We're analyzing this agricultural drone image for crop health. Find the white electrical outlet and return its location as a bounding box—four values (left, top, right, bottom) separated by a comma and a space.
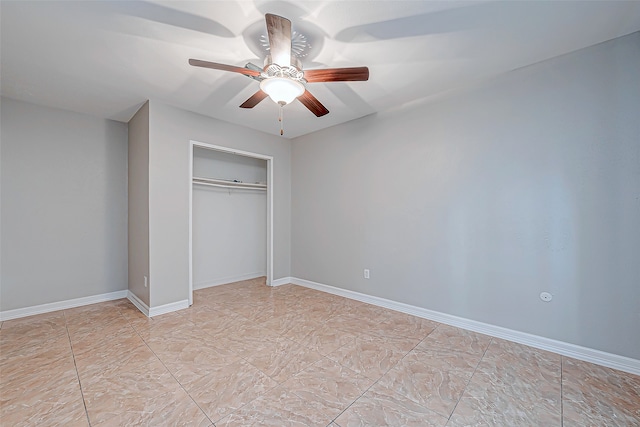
364, 269, 370, 279
144, 276, 148, 288
540, 292, 552, 302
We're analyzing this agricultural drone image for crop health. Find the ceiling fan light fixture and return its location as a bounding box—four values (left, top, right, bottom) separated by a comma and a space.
260, 77, 304, 105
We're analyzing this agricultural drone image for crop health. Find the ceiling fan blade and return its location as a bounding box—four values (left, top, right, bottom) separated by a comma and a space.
304, 67, 370, 83
239, 90, 269, 109
265, 13, 292, 67
298, 90, 329, 117
189, 59, 260, 77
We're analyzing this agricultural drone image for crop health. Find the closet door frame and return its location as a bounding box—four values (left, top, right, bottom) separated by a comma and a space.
188, 140, 274, 306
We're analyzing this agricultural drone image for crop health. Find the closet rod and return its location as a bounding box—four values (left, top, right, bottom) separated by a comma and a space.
193, 177, 267, 191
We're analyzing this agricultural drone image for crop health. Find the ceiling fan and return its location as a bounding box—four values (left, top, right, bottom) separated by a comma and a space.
189, 13, 369, 134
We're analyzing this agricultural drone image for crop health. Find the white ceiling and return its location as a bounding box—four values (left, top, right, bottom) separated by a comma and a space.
2, 1, 639, 139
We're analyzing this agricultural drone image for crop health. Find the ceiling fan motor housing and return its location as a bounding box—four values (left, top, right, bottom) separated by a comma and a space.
262, 62, 306, 83
264, 55, 303, 73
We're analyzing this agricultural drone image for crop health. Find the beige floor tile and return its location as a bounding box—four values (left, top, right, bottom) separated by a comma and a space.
217, 387, 336, 427
0, 311, 67, 333
473, 351, 561, 399
131, 311, 194, 338
245, 335, 325, 382
194, 311, 247, 338
369, 311, 439, 341
483, 338, 561, 377
232, 301, 297, 322
73, 333, 149, 373
1, 393, 88, 427
1, 367, 87, 427
377, 348, 479, 417
298, 299, 346, 320
185, 358, 279, 422
449, 351, 562, 426
76, 344, 160, 387
1, 364, 81, 403
449, 385, 562, 426
116, 299, 151, 323
160, 340, 242, 386
176, 303, 240, 326
65, 310, 127, 343
211, 321, 282, 358
89, 387, 209, 427
68, 320, 139, 354
361, 330, 423, 352
283, 357, 374, 414
562, 357, 640, 426
65, 305, 125, 330
410, 345, 483, 377
325, 335, 409, 381
418, 324, 492, 356
339, 300, 395, 322
82, 359, 201, 425
0, 329, 67, 354
0, 344, 76, 385
324, 313, 382, 336
284, 321, 359, 355
258, 311, 311, 335
334, 384, 448, 427
2, 278, 636, 426
144, 328, 212, 359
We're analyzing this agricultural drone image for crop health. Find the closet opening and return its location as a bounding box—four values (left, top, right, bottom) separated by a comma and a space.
188, 141, 274, 306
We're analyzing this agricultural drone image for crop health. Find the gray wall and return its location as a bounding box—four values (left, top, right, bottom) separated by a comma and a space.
148, 102, 291, 307
1, 97, 128, 311
128, 102, 150, 305
291, 33, 640, 360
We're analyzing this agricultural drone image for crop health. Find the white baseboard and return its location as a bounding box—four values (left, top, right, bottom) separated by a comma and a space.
149, 299, 189, 317
291, 277, 640, 376
0, 290, 129, 321
194, 272, 266, 290
271, 277, 293, 287
127, 291, 150, 317
126, 291, 188, 318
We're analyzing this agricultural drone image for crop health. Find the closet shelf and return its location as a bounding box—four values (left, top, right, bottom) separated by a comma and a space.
193, 177, 267, 191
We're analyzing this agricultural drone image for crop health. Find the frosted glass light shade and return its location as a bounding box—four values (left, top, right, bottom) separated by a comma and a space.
260, 77, 305, 105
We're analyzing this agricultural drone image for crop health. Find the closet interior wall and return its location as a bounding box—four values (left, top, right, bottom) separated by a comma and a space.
192, 147, 267, 290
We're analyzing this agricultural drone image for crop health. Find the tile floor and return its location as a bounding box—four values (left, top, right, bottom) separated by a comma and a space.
1, 278, 639, 426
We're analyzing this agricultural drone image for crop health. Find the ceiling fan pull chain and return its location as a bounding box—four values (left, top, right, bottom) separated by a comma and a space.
279, 103, 284, 136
